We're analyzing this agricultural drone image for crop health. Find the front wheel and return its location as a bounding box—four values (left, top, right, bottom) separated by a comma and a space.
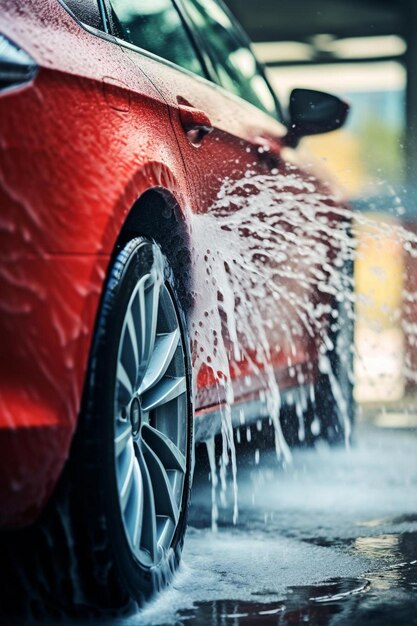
0, 238, 194, 618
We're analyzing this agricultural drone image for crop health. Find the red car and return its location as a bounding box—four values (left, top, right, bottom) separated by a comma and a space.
0, 0, 351, 615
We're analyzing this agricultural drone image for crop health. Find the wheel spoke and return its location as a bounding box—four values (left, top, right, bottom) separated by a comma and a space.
140, 329, 180, 394
118, 440, 135, 511
141, 376, 186, 412
136, 274, 150, 366
115, 423, 132, 457
141, 438, 179, 524
142, 423, 186, 473
125, 307, 139, 383
140, 277, 160, 372
120, 331, 138, 395
137, 446, 158, 562
117, 361, 133, 396
125, 458, 144, 548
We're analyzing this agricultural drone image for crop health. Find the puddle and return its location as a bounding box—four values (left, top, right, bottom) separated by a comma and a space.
173, 577, 370, 625
169, 560, 417, 626
40, 427, 417, 626
302, 536, 353, 550
390, 513, 417, 525
353, 534, 401, 561
132, 529, 417, 626
359, 513, 417, 527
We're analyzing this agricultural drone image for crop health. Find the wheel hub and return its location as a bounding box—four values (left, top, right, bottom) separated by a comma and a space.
130, 397, 141, 436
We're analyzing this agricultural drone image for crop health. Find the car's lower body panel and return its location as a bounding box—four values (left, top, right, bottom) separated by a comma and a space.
194, 382, 314, 443
0, 253, 110, 527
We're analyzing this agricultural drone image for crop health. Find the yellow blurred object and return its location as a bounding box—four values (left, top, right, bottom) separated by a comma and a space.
354, 213, 405, 402
354, 213, 403, 329
303, 130, 366, 198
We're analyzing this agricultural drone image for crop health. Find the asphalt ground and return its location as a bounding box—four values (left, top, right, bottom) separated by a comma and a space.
43, 408, 417, 626
134, 412, 417, 625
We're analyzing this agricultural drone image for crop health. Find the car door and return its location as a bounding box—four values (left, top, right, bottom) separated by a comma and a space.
103, 0, 319, 411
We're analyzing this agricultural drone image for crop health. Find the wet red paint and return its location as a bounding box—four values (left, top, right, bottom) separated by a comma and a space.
0, 0, 345, 527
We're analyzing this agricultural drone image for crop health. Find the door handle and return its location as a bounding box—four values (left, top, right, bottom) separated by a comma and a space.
177, 101, 213, 147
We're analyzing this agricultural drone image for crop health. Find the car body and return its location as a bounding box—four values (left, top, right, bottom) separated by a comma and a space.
0, 0, 350, 541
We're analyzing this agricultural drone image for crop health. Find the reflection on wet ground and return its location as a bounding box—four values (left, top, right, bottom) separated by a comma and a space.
175, 577, 370, 625
46, 420, 416, 626
133, 419, 417, 626
172, 553, 417, 625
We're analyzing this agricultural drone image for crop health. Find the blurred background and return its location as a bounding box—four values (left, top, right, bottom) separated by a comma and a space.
225, 0, 417, 420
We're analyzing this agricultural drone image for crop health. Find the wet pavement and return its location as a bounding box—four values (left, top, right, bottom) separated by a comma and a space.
131, 414, 417, 626
58, 413, 417, 626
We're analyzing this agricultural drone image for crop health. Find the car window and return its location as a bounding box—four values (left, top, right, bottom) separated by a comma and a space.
183, 0, 281, 119
108, 0, 205, 78
62, 0, 104, 30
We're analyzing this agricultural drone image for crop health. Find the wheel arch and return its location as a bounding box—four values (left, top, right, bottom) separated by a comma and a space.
112, 187, 193, 316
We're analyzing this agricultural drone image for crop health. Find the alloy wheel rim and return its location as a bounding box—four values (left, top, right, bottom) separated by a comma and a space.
114, 253, 187, 567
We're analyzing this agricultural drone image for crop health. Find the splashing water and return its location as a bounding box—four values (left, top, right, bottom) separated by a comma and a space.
181, 168, 417, 527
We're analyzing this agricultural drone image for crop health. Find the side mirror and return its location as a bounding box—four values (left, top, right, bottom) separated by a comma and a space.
285, 88, 350, 147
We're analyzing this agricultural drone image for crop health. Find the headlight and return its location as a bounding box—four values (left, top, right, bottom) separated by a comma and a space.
0, 33, 38, 92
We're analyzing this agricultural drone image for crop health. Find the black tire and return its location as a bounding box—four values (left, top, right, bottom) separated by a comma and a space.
0, 238, 193, 621
310, 258, 355, 445
312, 307, 355, 444
280, 260, 355, 447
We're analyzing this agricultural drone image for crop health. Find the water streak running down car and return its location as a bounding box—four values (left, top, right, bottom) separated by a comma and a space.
0, 0, 351, 616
